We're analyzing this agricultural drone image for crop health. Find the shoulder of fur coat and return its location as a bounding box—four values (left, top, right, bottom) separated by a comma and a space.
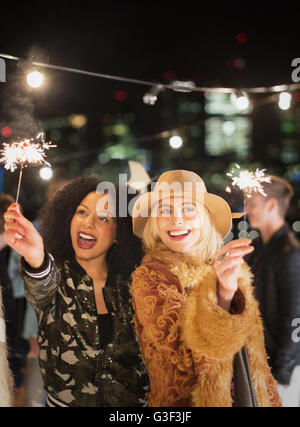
140, 242, 260, 360
134, 244, 281, 407
0, 289, 14, 407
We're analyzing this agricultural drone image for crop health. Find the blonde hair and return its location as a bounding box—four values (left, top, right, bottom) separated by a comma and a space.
142, 202, 223, 263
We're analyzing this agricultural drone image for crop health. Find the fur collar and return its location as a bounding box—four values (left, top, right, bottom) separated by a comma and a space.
142, 242, 216, 291
139, 243, 281, 407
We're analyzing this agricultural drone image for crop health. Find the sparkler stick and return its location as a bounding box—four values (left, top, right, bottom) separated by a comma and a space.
226, 164, 271, 237
15, 166, 23, 204
0, 134, 56, 203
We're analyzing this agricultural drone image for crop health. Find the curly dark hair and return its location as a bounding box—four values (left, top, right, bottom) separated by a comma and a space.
39, 176, 144, 279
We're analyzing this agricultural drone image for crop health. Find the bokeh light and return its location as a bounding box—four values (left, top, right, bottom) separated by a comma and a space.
169, 135, 183, 149
26, 71, 44, 88
39, 166, 53, 180
1, 126, 12, 138
278, 92, 292, 110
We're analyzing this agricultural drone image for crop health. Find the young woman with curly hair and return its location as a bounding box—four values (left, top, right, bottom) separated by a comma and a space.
3, 177, 148, 407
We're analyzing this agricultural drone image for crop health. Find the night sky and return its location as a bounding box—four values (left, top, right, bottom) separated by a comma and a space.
2, 2, 299, 118
1, 1, 300, 218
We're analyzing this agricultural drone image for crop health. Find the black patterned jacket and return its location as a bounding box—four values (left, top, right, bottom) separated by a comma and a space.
20, 253, 148, 407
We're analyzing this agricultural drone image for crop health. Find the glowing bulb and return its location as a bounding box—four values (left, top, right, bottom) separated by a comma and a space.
26, 71, 44, 88
278, 92, 292, 110
171, 80, 196, 93
39, 166, 53, 180
235, 94, 249, 111
169, 135, 183, 149
143, 85, 163, 105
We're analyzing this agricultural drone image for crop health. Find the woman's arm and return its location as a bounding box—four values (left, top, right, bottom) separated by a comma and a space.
20, 252, 61, 312
4, 203, 60, 311
181, 262, 258, 360
214, 239, 254, 312
4, 203, 44, 268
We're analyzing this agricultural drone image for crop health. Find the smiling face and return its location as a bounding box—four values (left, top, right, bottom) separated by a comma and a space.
70, 191, 117, 264
156, 196, 202, 255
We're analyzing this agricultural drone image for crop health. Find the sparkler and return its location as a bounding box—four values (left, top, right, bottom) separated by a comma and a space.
0, 133, 56, 202
226, 164, 271, 198
226, 164, 271, 237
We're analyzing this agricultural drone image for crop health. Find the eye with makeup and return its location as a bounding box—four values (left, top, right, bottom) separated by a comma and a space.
97, 214, 109, 223
75, 206, 111, 223
76, 208, 87, 216
96, 211, 114, 223
182, 204, 196, 216
159, 206, 171, 216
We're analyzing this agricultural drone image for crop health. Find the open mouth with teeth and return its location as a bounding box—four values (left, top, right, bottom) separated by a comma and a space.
167, 230, 191, 241
77, 232, 97, 249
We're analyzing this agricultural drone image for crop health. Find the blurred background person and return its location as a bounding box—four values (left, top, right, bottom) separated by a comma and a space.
246, 176, 300, 407
0, 193, 39, 406
0, 202, 13, 406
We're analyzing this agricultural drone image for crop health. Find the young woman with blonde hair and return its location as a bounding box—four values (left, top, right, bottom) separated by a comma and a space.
131, 169, 281, 407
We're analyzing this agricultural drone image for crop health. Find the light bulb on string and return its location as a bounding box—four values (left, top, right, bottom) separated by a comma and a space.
169, 135, 183, 149
278, 92, 292, 110
143, 84, 164, 105
26, 70, 44, 88
231, 91, 250, 112
171, 80, 196, 93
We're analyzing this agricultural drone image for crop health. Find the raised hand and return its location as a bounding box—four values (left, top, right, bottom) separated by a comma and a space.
213, 238, 254, 310
4, 203, 45, 268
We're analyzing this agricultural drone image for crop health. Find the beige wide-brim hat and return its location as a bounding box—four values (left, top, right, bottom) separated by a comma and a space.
132, 169, 243, 238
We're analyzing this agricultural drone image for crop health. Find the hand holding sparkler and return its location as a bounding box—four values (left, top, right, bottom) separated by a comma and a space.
4, 203, 45, 268
214, 238, 254, 311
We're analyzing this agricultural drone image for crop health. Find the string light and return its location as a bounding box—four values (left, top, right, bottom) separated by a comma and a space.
143, 84, 164, 105
169, 135, 183, 149
171, 80, 196, 93
278, 92, 292, 110
231, 91, 250, 111
26, 70, 44, 88
1, 53, 300, 95
1, 53, 300, 112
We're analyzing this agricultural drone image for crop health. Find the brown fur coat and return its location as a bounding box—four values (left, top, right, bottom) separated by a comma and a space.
0, 287, 13, 407
131, 243, 281, 407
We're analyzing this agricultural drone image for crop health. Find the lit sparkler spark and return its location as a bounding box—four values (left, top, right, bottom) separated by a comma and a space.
0, 138, 56, 172
0, 135, 56, 203
226, 164, 271, 198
